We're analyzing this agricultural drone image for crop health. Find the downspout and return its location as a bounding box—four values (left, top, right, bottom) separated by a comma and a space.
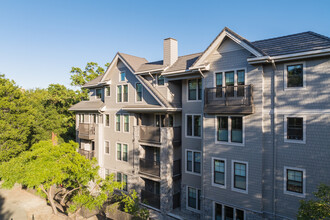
271, 59, 277, 218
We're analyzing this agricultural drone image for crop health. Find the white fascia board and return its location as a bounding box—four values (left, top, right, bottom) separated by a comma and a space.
247, 48, 330, 64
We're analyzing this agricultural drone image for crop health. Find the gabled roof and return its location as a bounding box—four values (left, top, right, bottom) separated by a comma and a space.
251, 31, 330, 56
163, 53, 202, 74
82, 74, 105, 88
69, 100, 105, 111
118, 52, 148, 72
136, 60, 165, 73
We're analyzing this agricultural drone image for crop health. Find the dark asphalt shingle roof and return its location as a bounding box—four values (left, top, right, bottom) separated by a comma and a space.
137, 60, 165, 72
251, 31, 330, 56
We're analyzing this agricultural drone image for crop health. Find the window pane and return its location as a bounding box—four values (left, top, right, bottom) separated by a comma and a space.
106, 114, 110, 126
224, 206, 234, 220
136, 83, 142, 101
198, 78, 202, 100
96, 89, 102, 99
287, 169, 303, 193
106, 86, 110, 96
123, 144, 128, 162
124, 115, 129, 132
123, 174, 128, 191
105, 142, 109, 154
123, 85, 128, 102
214, 160, 225, 185
120, 72, 125, 81
217, 117, 228, 142
117, 172, 122, 182
234, 163, 246, 190
194, 152, 201, 174
215, 203, 223, 220
188, 187, 197, 209
237, 70, 245, 97
158, 75, 165, 85
236, 209, 244, 220
188, 80, 197, 100
225, 71, 234, 97
117, 85, 122, 102
116, 114, 121, 131
197, 189, 201, 210
287, 64, 303, 87
187, 115, 192, 136
117, 143, 121, 160
194, 115, 201, 137
216, 73, 223, 86
187, 151, 192, 172
231, 117, 243, 143
287, 117, 303, 140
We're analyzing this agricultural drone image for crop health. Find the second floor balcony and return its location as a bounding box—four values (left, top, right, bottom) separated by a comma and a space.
78, 148, 95, 160
139, 158, 160, 177
204, 85, 254, 114
138, 125, 181, 145
78, 123, 95, 140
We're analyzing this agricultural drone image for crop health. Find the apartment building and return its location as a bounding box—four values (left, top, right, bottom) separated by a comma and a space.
70, 27, 330, 219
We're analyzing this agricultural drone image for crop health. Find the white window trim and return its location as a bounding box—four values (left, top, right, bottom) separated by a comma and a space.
185, 114, 202, 139
123, 114, 130, 133
135, 82, 143, 103
284, 166, 306, 198
104, 114, 110, 127
119, 71, 126, 82
284, 61, 306, 90
284, 115, 306, 144
156, 74, 166, 87
104, 141, 110, 155
116, 171, 128, 191
187, 78, 202, 102
213, 68, 247, 87
212, 201, 246, 220
231, 160, 248, 194
186, 186, 201, 213
211, 157, 226, 189
115, 142, 129, 162
115, 114, 121, 132
215, 115, 245, 146
116, 84, 129, 103
105, 86, 111, 97
185, 149, 202, 176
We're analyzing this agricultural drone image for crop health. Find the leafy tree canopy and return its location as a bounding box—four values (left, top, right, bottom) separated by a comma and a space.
70, 62, 110, 87
297, 184, 330, 219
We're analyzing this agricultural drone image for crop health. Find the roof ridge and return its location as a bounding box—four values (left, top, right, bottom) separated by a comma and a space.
307, 31, 330, 41
118, 52, 147, 60
252, 31, 313, 43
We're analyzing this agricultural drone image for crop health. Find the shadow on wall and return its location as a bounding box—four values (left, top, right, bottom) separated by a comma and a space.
0, 194, 13, 220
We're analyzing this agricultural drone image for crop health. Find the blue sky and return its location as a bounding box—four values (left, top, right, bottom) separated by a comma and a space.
1, 0, 330, 89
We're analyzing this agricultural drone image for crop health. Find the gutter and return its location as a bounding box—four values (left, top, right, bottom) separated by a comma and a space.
247, 48, 330, 64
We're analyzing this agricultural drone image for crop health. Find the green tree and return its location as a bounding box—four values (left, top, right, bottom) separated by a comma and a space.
297, 184, 330, 219
70, 62, 109, 87
0, 140, 101, 215
0, 74, 34, 162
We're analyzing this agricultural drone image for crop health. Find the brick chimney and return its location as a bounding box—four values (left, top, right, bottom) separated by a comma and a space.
163, 38, 178, 66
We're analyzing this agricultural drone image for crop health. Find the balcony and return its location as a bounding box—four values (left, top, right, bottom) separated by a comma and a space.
139, 126, 181, 145
139, 158, 160, 177
173, 159, 181, 177
141, 190, 160, 209
78, 123, 95, 140
172, 192, 180, 209
78, 148, 95, 160
204, 85, 254, 114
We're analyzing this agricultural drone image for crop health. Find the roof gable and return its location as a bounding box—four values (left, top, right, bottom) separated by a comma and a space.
190, 27, 265, 69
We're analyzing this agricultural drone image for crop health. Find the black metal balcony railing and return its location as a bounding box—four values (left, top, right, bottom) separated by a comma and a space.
78, 123, 96, 140
141, 190, 160, 209
173, 159, 181, 177
204, 85, 253, 114
78, 149, 95, 160
139, 158, 160, 177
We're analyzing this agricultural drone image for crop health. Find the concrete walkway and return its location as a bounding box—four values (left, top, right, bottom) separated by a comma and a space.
0, 185, 66, 220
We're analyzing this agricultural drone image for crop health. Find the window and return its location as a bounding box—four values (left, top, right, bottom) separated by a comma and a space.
116, 172, 128, 191
225, 71, 234, 97
232, 161, 248, 193
188, 78, 202, 101
105, 169, 110, 177
79, 114, 85, 123
157, 75, 165, 85
284, 167, 305, 197
213, 158, 226, 187
214, 203, 245, 220
215, 73, 223, 97
186, 114, 201, 138
120, 72, 126, 81
117, 143, 122, 160
124, 115, 129, 132
123, 85, 128, 102
287, 64, 303, 88
215, 69, 246, 97
104, 141, 110, 155
136, 83, 143, 102
217, 116, 243, 144
116, 114, 121, 132
284, 116, 306, 143
123, 144, 128, 162
117, 85, 122, 102
96, 89, 102, 99
187, 187, 201, 211
105, 114, 110, 127
117, 172, 122, 182
237, 70, 245, 97
186, 150, 201, 174
105, 86, 110, 96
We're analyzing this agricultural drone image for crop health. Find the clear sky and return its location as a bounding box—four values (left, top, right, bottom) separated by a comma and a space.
1, 0, 330, 89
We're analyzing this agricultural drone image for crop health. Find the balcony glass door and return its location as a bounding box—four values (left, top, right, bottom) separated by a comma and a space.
225, 71, 234, 97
